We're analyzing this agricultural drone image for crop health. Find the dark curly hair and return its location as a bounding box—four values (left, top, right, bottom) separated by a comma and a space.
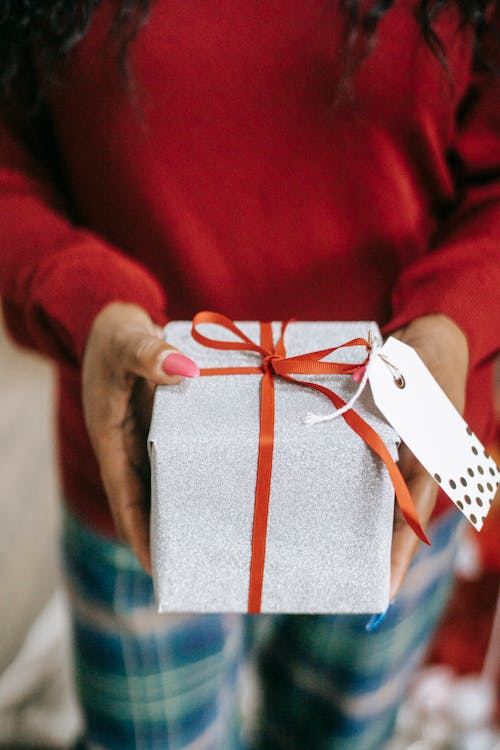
0, 0, 495, 107
0, 0, 150, 106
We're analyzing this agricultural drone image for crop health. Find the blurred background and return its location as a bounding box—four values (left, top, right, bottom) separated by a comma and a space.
0, 312, 81, 749
0, 313, 498, 750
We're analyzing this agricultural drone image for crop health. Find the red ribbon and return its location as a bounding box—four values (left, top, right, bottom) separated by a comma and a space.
191, 311, 430, 614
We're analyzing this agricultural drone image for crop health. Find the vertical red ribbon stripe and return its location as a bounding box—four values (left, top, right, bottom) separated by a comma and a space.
247, 322, 276, 613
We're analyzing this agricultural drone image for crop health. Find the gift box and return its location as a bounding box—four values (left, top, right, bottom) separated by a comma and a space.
149, 316, 402, 615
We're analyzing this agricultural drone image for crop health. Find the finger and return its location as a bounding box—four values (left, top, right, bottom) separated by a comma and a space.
390, 456, 438, 599
97, 430, 152, 573
121, 379, 153, 479
88, 384, 153, 572
130, 377, 157, 441
82, 376, 154, 572
86, 303, 199, 387
117, 330, 199, 386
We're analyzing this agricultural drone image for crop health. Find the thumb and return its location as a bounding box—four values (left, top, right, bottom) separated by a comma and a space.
124, 330, 200, 385
85, 303, 200, 386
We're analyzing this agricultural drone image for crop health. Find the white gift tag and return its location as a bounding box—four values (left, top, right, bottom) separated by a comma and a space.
369, 337, 500, 531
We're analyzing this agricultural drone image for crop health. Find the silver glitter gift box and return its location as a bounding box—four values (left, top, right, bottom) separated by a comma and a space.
149, 319, 399, 615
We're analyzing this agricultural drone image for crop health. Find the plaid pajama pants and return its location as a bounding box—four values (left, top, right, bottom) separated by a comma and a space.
62, 509, 464, 750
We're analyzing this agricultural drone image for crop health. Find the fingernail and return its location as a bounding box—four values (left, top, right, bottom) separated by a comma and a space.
352, 365, 366, 384
365, 599, 395, 632
160, 352, 200, 378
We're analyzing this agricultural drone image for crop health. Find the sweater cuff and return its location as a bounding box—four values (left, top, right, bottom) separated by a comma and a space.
26, 233, 167, 363
383, 247, 499, 370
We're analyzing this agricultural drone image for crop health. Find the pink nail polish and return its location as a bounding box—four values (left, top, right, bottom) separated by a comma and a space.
352, 365, 366, 383
161, 352, 200, 378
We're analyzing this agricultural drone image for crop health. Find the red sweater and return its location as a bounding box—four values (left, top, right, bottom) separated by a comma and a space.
1, 0, 499, 537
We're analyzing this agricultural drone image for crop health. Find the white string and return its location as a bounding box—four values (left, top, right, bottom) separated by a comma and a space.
303, 337, 382, 425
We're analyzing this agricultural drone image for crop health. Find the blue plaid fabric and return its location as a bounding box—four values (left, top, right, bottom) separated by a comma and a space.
62, 509, 464, 750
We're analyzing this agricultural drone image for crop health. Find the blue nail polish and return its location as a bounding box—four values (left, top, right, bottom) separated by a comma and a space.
365, 600, 395, 632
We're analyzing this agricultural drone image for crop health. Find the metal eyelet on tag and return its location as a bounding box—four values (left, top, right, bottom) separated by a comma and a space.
378, 353, 405, 389
393, 375, 405, 389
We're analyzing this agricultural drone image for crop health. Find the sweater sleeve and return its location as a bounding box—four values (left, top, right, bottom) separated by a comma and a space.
385, 20, 500, 369
0, 116, 167, 365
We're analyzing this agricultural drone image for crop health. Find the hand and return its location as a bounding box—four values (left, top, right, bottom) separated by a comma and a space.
81, 302, 199, 573
389, 314, 469, 598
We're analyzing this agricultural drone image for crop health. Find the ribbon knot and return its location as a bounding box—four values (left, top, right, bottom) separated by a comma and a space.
262, 353, 282, 374
190, 311, 429, 613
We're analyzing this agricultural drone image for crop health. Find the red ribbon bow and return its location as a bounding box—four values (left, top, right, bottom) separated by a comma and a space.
192, 311, 429, 614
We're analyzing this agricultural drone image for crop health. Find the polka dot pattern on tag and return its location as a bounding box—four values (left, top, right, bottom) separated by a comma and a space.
433, 424, 500, 532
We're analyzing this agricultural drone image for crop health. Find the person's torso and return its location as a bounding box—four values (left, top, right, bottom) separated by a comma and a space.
49, 0, 473, 323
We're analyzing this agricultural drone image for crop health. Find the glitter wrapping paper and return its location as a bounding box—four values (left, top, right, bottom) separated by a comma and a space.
149, 320, 399, 614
